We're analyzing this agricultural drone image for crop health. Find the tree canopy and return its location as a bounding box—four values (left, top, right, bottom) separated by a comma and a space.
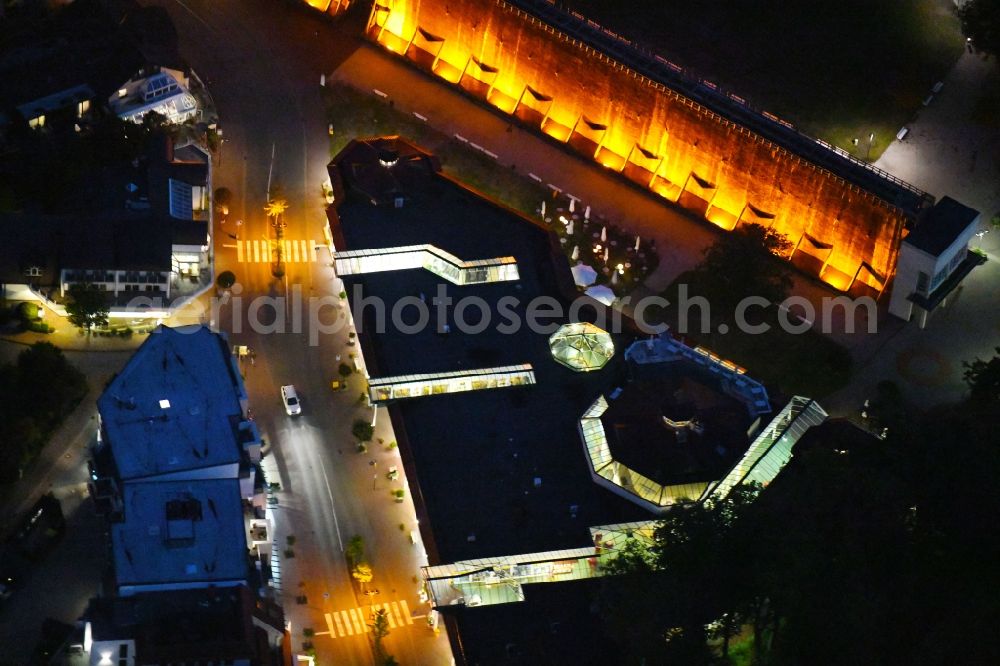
958, 0, 1000, 59
963, 346, 1000, 403
0, 343, 87, 483
598, 397, 1000, 664
65, 282, 109, 331
694, 223, 793, 308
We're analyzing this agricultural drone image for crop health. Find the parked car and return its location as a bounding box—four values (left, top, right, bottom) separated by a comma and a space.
281, 385, 301, 416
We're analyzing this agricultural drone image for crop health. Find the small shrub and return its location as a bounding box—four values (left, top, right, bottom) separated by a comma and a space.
387, 441, 398, 450
303, 627, 315, 638
339, 290, 347, 299
338, 362, 353, 378
26, 321, 53, 334
286, 535, 296, 546
217, 271, 236, 289
356, 442, 368, 453
352, 419, 374, 442
284, 548, 295, 559
398, 523, 406, 531
17, 302, 39, 321
215, 187, 233, 207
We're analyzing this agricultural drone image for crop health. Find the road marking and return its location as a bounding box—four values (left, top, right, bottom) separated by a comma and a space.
236, 239, 319, 264
399, 599, 414, 624
349, 608, 364, 634
382, 603, 396, 629
319, 602, 416, 639
319, 461, 344, 552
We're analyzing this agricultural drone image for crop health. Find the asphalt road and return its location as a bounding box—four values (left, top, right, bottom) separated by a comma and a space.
143, 1, 451, 663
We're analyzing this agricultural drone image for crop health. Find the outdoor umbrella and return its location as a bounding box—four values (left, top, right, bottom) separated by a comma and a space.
571, 263, 599, 287
585, 284, 616, 305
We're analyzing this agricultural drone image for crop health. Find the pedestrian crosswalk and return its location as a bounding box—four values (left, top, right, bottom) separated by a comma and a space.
317, 600, 414, 639
236, 239, 317, 264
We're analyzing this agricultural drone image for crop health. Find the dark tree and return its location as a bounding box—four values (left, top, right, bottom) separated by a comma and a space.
352, 420, 374, 442
694, 222, 793, 308
65, 283, 109, 331
216, 271, 236, 290
958, 0, 1000, 59
963, 346, 1000, 402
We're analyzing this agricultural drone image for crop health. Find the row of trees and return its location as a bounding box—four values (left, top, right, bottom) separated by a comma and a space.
598, 362, 1000, 664
0, 343, 87, 484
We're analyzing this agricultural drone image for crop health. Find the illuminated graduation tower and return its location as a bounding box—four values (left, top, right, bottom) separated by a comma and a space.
366, 0, 937, 296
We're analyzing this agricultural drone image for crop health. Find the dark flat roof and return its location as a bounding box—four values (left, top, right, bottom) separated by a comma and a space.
0, 212, 172, 283
87, 586, 258, 663
332, 138, 649, 563
603, 368, 753, 487
905, 196, 980, 256
444, 577, 624, 665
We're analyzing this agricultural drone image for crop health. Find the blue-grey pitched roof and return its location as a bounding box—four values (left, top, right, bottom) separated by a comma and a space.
98, 325, 245, 481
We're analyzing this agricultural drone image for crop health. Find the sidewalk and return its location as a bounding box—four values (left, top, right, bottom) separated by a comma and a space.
877, 50, 1000, 218
822, 49, 1000, 412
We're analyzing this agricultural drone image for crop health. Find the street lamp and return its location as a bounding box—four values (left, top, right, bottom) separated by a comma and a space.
866, 132, 875, 161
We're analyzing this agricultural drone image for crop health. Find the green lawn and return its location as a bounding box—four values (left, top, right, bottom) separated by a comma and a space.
651, 273, 853, 398
564, 0, 964, 160
324, 83, 547, 218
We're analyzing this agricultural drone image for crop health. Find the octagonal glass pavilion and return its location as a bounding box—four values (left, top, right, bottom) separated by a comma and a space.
549, 322, 614, 372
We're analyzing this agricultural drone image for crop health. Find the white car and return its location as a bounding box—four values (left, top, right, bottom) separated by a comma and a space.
281, 385, 301, 416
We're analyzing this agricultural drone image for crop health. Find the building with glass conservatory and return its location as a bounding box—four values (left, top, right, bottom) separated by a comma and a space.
327, 136, 834, 662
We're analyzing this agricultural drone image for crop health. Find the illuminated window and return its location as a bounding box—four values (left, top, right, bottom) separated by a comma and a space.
192, 185, 207, 212
77, 99, 91, 117
334, 244, 519, 285
118, 88, 128, 98
28, 115, 45, 129
367, 365, 536, 403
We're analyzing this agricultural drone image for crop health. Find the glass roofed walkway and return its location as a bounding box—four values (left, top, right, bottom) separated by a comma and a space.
333, 244, 520, 285
706, 396, 828, 500
367, 364, 536, 403
626, 334, 771, 416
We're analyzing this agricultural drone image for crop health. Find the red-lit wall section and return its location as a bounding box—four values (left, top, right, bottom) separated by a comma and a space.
368, 0, 930, 292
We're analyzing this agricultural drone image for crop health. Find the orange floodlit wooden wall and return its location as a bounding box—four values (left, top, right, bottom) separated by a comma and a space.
303, 0, 351, 15
368, 0, 916, 292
